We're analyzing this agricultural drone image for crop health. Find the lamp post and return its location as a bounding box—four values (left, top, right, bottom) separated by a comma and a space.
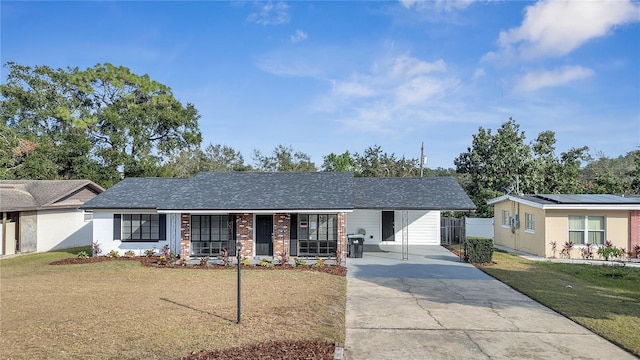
236, 241, 243, 324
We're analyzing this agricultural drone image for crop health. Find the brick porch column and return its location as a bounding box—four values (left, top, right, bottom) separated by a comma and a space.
337, 212, 347, 262
273, 213, 291, 261
630, 210, 640, 255
180, 213, 191, 259
236, 213, 254, 259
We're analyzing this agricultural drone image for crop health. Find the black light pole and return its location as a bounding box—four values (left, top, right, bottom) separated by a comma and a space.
236, 241, 243, 324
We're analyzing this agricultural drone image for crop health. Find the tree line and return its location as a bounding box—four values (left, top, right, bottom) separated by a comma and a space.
2, 63, 638, 216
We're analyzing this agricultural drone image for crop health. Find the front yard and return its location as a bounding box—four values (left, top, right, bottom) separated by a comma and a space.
0, 249, 346, 359
479, 251, 640, 357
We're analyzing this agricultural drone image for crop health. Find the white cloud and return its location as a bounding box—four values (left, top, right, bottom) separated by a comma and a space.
321, 54, 459, 133
247, 1, 290, 25
515, 66, 594, 92
290, 29, 308, 43
494, 0, 640, 60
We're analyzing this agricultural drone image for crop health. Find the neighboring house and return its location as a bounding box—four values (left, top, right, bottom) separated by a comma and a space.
488, 194, 640, 258
0, 180, 105, 256
82, 172, 475, 259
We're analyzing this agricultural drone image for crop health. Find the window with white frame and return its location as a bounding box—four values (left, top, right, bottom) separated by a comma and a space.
525, 213, 535, 232
114, 214, 166, 242
502, 210, 510, 226
568, 215, 605, 245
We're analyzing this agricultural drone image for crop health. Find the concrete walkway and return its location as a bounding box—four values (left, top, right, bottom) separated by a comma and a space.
344, 245, 636, 360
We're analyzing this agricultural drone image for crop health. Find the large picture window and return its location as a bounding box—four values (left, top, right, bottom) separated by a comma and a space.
568, 215, 605, 245
296, 214, 338, 257
114, 214, 165, 242
190, 215, 235, 256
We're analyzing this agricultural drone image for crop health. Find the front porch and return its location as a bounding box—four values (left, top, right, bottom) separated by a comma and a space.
179, 212, 347, 260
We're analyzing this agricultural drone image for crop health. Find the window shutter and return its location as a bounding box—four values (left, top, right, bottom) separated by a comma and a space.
113, 214, 121, 240
159, 214, 166, 240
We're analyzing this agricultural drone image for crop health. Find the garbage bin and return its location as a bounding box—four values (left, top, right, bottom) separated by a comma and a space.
347, 234, 365, 258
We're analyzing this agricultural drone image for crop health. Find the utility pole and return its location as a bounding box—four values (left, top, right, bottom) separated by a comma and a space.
420, 142, 424, 178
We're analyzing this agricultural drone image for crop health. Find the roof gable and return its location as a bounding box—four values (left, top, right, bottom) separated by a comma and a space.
0, 180, 104, 211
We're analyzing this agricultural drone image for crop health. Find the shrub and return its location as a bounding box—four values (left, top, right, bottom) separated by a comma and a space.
199, 257, 210, 267
632, 244, 640, 259
278, 250, 289, 265
294, 258, 307, 267
92, 241, 102, 257
124, 250, 135, 258
259, 258, 274, 268
561, 241, 574, 259
241, 257, 252, 266
161, 244, 171, 259
77, 251, 89, 259
465, 237, 493, 263
312, 258, 326, 268
581, 243, 594, 259
144, 249, 156, 257
179, 257, 187, 267
598, 245, 623, 261
107, 250, 120, 258
549, 241, 557, 258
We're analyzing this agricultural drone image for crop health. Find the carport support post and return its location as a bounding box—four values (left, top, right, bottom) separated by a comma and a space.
236, 241, 243, 324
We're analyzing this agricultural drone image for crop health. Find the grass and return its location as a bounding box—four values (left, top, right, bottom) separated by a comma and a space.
0, 248, 346, 360
480, 250, 640, 356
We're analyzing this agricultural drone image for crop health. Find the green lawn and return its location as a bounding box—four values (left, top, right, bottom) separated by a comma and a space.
480, 251, 640, 356
0, 249, 346, 360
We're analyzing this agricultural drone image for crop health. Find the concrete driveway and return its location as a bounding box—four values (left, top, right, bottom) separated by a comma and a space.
344, 245, 636, 360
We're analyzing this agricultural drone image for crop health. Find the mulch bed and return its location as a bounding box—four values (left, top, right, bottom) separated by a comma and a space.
179, 340, 337, 360
49, 257, 348, 276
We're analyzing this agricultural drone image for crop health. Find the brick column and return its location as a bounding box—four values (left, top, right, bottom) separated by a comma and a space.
236, 214, 254, 259
273, 213, 291, 261
630, 210, 640, 255
180, 213, 191, 259
337, 212, 347, 262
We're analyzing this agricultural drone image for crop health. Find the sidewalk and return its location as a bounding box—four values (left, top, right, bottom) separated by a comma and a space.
344, 245, 636, 360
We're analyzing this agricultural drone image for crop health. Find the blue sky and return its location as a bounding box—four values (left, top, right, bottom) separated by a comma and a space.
2, 1, 639, 168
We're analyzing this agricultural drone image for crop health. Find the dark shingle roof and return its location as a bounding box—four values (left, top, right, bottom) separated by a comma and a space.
83, 172, 476, 211
83, 172, 355, 210
0, 180, 104, 211
353, 177, 476, 210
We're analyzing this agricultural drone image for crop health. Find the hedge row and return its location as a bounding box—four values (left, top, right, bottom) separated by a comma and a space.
465, 236, 493, 263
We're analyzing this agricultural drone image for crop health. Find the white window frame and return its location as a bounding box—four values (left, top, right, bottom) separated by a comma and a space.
501, 210, 510, 227
568, 215, 606, 246
525, 213, 535, 233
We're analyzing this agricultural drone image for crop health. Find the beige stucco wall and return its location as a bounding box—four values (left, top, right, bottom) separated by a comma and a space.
545, 210, 629, 258
493, 201, 546, 257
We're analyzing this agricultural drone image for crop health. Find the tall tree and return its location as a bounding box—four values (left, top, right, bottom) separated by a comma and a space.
322, 151, 355, 172
164, 144, 250, 177
252, 145, 317, 172
353, 145, 419, 177
454, 118, 532, 216
1, 62, 202, 186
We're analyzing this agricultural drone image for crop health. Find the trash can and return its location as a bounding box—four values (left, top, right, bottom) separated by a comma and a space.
347, 234, 365, 258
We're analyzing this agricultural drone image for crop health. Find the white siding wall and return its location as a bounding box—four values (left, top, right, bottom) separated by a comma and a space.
347, 209, 440, 245
405, 210, 440, 245
92, 211, 172, 256
36, 209, 92, 252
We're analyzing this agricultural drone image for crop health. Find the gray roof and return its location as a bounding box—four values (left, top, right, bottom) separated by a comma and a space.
0, 180, 104, 211
514, 194, 640, 205
83, 172, 354, 210
354, 177, 476, 210
83, 172, 476, 212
